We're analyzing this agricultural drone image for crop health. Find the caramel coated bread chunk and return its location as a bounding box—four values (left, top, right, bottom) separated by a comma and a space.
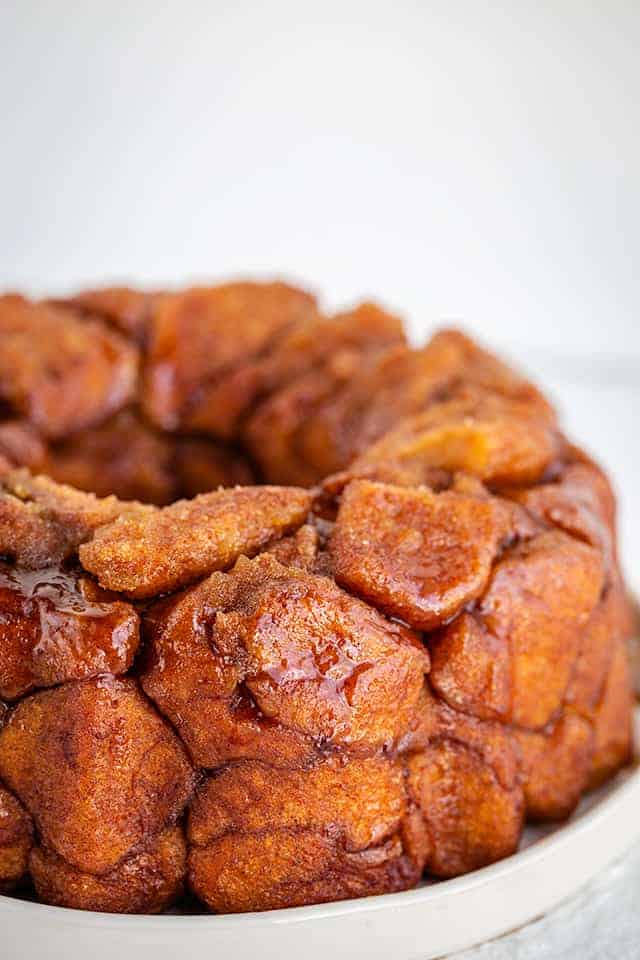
406, 741, 523, 877
44, 411, 178, 505
507, 456, 619, 569
300, 329, 555, 478
204, 301, 404, 443
30, 826, 186, 914
567, 579, 631, 717
0, 782, 33, 892
480, 531, 604, 729
142, 282, 318, 431
54, 286, 157, 340
514, 713, 594, 821
244, 304, 406, 484
80, 485, 312, 597
0, 468, 149, 567
428, 612, 512, 722
0, 562, 139, 700
0, 677, 195, 875
406, 685, 524, 877
0, 297, 138, 438
430, 531, 604, 729
294, 337, 471, 478
188, 756, 428, 912
331, 480, 503, 630
329, 390, 561, 492
140, 564, 315, 768
140, 553, 429, 766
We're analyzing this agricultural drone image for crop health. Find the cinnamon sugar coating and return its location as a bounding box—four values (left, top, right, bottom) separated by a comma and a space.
79, 485, 312, 597
0, 467, 149, 567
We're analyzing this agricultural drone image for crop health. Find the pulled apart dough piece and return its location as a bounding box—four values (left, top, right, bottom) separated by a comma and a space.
243, 304, 406, 486
429, 530, 604, 730
0, 296, 138, 438
207, 301, 404, 443
330, 480, 504, 630
30, 826, 186, 914
0, 562, 140, 700
188, 755, 428, 912
0, 467, 149, 567
303, 329, 555, 480
326, 389, 561, 492
0, 677, 195, 875
141, 282, 318, 432
80, 485, 312, 597
405, 684, 524, 878
515, 633, 634, 820
0, 781, 33, 892
140, 553, 429, 766
514, 712, 594, 821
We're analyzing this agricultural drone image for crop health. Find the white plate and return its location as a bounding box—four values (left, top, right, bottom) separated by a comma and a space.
2, 709, 639, 960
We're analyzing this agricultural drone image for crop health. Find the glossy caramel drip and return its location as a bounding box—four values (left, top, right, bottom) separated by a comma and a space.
0, 562, 139, 700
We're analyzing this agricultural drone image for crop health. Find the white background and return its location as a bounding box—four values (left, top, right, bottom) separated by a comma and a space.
0, 1, 638, 580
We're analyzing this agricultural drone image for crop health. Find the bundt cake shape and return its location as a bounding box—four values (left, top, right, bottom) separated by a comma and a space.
0, 282, 634, 914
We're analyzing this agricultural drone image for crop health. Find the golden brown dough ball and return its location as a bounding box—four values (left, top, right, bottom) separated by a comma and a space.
141, 282, 318, 433
79, 485, 312, 598
405, 685, 524, 877
30, 826, 186, 914
0, 562, 139, 701
0, 781, 33, 892
141, 553, 430, 767
330, 480, 504, 630
0, 296, 138, 439
188, 755, 428, 912
0, 677, 194, 875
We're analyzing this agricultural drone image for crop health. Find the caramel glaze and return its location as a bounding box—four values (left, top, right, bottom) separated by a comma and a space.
0, 562, 140, 701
